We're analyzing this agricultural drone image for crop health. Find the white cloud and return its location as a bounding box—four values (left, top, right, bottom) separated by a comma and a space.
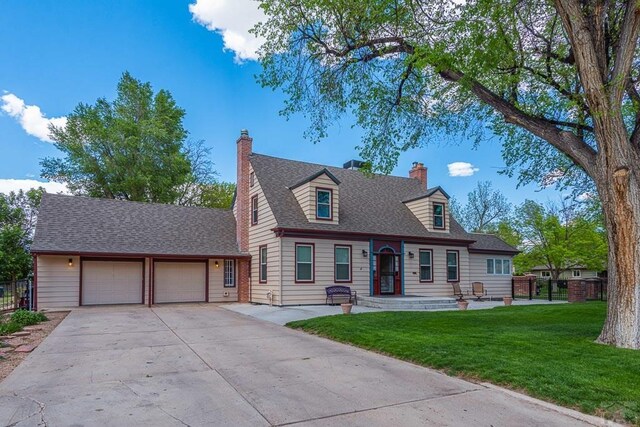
447, 162, 479, 177
0, 92, 67, 143
0, 179, 68, 195
189, 0, 266, 62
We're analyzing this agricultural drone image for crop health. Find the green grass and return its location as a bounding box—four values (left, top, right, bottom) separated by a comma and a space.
288, 303, 640, 424
0, 310, 48, 336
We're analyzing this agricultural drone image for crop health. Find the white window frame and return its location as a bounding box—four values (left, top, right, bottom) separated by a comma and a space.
259, 246, 267, 283
486, 259, 494, 274
433, 203, 445, 229
334, 245, 351, 282
295, 243, 315, 282
316, 189, 332, 220
487, 258, 512, 275
224, 259, 235, 287
572, 269, 581, 277
541, 271, 551, 277
419, 249, 433, 282
251, 195, 259, 225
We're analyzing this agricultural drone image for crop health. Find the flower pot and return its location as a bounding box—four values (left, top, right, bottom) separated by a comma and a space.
457, 300, 469, 310
503, 296, 513, 306
341, 303, 353, 315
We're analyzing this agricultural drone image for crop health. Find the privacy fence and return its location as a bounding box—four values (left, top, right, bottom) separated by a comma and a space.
512, 276, 607, 302
0, 279, 33, 312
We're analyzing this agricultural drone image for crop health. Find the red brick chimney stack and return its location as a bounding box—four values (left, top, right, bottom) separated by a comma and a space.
236, 129, 253, 252
409, 162, 428, 189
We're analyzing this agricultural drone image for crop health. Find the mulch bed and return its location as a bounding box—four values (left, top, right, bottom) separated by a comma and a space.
0, 311, 69, 382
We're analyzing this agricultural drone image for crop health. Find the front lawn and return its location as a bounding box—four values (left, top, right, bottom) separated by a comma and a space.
288, 303, 640, 424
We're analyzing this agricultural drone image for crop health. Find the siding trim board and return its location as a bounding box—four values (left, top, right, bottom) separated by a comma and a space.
272, 227, 474, 245
32, 251, 250, 259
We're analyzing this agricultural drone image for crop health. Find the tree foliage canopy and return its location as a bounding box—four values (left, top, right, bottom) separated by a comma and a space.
451, 181, 512, 232
255, 0, 639, 193
0, 188, 44, 282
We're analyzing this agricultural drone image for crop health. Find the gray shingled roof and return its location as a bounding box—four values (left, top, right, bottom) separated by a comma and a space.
250, 153, 474, 241
32, 193, 243, 257
468, 233, 520, 254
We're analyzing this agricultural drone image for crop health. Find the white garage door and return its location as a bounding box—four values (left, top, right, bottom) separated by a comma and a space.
82, 260, 143, 305
154, 262, 206, 303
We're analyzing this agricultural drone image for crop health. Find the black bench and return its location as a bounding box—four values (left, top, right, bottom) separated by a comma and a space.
325, 286, 357, 305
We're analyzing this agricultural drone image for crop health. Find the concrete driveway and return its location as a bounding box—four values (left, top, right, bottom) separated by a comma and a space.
0, 305, 607, 426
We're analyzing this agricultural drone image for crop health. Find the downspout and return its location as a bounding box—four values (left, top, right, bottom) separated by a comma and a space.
279, 235, 283, 306
369, 239, 374, 297
401, 240, 405, 295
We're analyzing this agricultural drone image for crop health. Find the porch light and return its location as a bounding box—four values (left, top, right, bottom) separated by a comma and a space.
408, 252, 414, 259
362, 250, 368, 257
68, 258, 73, 267
214, 261, 219, 268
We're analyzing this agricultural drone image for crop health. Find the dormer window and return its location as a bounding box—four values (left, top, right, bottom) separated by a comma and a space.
316, 188, 332, 220
433, 203, 444, 229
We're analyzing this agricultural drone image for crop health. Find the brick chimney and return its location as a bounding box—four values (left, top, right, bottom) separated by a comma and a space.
409, 162, 428, 189
236, 129, 252, 252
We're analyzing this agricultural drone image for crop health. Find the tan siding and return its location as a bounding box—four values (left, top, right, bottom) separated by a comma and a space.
281, 238, 369, 305
249, 164, 282, 305
403, 244, 469, 297
468, 254, 513, 297
404, 191, 449, 233
292, 174, 340, 224
37, 255, 80, 309
208, 259, 239, 302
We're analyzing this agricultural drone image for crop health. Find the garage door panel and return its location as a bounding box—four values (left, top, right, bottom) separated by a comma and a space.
154, 262, 206, 303
82, 261, 143, 305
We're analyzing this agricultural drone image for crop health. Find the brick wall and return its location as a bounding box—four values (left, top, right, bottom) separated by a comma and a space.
236, 130, 253, 302
568, 280, 587, 302
512, 275, 536, 296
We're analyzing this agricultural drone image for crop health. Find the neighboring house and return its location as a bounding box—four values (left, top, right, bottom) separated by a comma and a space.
31, 130, 518, 309
529, 265, 604, 281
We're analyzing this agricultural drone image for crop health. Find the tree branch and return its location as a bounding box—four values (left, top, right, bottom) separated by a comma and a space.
610, 1, 640, 104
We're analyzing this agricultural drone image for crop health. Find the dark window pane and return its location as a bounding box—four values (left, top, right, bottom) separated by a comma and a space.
297, 264, 312, 281
336, 264, 350, 280
317, 204, 331, 218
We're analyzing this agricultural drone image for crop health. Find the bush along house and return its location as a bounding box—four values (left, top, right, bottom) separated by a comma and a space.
30, 130, 517, 309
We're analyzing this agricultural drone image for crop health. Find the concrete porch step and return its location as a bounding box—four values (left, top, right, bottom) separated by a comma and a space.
358, 295, 458, 310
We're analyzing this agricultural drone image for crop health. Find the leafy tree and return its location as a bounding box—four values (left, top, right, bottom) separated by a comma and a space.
515, 200, 607, 280
0, 188, 43, 282
256, 0, 640, 348
42, 72, 192, 204
451, 181, 511, 232
200, 182, 236, 209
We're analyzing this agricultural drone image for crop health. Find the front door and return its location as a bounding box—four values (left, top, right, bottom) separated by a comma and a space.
379, 253, 395, 295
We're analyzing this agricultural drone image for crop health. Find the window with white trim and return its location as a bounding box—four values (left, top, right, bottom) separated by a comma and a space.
486, 258, 512, 275
334, 246, 351, 282
259, 246, 267, 282
446, 251, 458, 281
572, 269, 581, 277
251, 195, 259, 225
224, 260, 235, 287
419, 250, 432, 281
433, 203, 445, 229
541, 271, 551, 277
316, 189, 332, 219
296, 244, 314, 282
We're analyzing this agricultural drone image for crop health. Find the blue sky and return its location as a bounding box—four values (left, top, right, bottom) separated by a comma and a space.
0, 0, 560, 206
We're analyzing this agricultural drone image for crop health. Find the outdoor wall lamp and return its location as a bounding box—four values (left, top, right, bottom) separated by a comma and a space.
408, 252, 414, 259
68, 258, 73, 267
362, 250, 368, 257
214, 261, 219, 268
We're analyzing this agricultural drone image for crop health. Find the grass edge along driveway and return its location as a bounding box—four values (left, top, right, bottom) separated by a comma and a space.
288, 303, 640, 425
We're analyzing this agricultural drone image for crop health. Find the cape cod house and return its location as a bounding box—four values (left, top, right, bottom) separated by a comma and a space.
31, 130, 517, 309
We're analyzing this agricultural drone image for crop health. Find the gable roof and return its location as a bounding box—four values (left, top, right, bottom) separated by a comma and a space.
402, 186, 451, 203
250, 153, 473, 242
468, 233, 520, 255
288, 168, 341, 190
32, 193, 244, 257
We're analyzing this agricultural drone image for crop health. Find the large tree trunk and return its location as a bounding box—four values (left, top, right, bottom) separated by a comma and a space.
594, 135, 640, 349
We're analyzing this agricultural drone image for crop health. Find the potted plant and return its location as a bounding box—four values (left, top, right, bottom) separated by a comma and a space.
503, 296, 513, 306
457, 299, 469, 310
341, 303, 353, 314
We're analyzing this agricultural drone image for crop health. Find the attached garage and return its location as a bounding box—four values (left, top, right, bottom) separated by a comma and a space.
153, 261, 207, 303
81, 259, 144, 305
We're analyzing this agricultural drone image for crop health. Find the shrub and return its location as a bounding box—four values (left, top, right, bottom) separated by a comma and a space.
10, 310, 48, 327
0, 321, 22, 335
